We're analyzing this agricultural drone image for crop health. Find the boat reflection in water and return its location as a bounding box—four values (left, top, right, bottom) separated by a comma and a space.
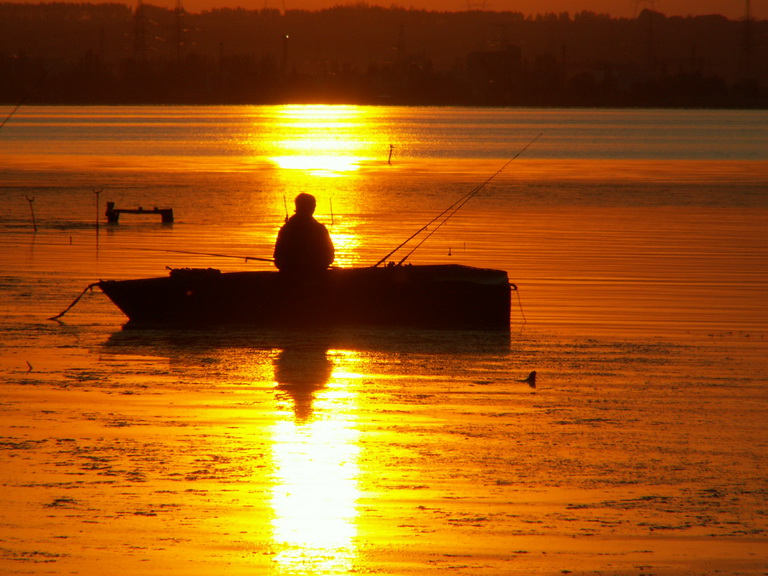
99, 327, 509, 573
269, 346, 363, 574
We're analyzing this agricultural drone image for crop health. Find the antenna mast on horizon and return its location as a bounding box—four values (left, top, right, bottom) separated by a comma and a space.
175, 0, 185, 63
740, 0, 755, 82
635, 0, 659, 72
133, 0, 147, 61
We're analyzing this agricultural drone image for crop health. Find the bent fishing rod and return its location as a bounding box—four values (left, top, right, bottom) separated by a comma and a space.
373, 132, 542, 267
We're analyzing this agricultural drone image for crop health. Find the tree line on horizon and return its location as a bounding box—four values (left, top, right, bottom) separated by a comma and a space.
0, 2, 765, 107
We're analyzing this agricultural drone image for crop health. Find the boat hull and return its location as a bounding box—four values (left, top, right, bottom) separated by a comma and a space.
98, 264, 512, 330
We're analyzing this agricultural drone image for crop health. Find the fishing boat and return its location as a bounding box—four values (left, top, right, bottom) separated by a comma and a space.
58, 143, 538, 330
97, 264, 512, 330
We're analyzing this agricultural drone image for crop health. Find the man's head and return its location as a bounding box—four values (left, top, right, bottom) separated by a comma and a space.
294, 193, 316, 216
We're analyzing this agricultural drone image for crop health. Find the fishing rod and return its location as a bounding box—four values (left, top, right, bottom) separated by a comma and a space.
373, 181, 484, 267
373, 132, 542, 267
396, 133, 541, 264
125, 246, 274, 263
0, 73, 46, 132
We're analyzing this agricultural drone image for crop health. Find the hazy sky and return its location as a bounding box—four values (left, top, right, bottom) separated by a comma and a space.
11, 0, 765, 19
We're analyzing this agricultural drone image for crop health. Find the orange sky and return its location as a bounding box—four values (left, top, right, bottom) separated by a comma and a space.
10, 0, 765, 18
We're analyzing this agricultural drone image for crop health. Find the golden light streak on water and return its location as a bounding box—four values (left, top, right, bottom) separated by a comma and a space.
241, 104, 382, 264
236, 105, 389, 266
269, 349, 363, 574
328, 224, 364, 268
270, 155, 360, 174
264, 105, 385, 176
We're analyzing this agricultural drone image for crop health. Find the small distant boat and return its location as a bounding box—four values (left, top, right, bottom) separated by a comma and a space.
98, 264, 512, 330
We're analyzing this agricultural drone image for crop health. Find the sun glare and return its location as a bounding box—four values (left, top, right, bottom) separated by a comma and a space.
266, 105, 381, 176
243, 105, 385, 267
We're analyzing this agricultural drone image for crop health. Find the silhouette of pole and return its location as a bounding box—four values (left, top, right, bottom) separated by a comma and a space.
741, 0, 755, 82
175, 0, 185, 63
281, 34, 289, 75
133, 0, 147, 62
93, 188, 102, 232
26, 197, 37, 233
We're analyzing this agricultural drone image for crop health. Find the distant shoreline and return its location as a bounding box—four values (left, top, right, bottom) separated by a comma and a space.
2, 3, 766, 109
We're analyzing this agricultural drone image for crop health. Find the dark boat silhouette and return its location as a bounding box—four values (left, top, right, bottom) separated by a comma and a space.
98, 264, 512, 330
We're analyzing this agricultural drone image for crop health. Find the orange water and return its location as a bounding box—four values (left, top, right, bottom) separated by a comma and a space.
1, 106, 767, 575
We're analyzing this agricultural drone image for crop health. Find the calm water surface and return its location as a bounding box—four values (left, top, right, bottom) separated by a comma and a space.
0, 106, 766, 575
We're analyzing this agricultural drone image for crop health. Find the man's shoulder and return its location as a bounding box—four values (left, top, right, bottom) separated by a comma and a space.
281, 215, 327, 231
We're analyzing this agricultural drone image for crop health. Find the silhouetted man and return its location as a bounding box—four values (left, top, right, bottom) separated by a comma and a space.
274, 193, 334, 275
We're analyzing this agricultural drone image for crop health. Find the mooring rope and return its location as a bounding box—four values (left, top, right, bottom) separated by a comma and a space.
48, 282, 99, 321
510, 282, 527, 325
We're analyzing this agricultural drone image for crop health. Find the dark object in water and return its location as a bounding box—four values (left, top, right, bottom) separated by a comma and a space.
519, 370, 536, 388
105, 201, 174, 224
98, 264, 512, 330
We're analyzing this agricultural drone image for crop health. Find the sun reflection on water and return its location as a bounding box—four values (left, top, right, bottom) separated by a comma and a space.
269, 348, 363, 574
265, 105, 384, 176
248, 104, 385, 267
